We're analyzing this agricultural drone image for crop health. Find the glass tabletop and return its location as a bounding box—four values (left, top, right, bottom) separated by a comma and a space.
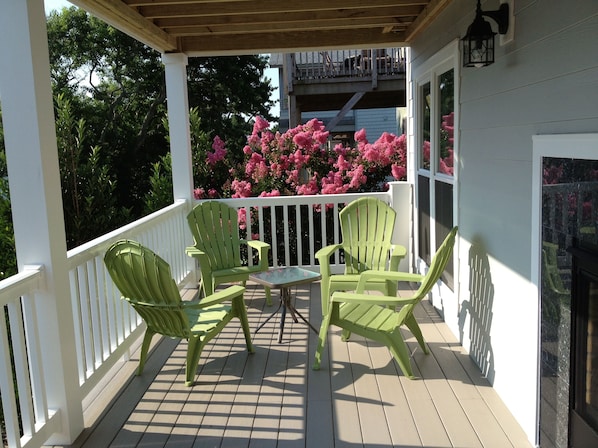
249, 266, 321, 289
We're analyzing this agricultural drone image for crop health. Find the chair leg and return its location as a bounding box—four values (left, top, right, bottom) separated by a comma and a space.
313, 312, 332, 370
320, 280, 331, 318
185, 336, 206, 387
202, 278, 215, 298
386, 331, 415, 379
234, 296, 255, 353
404, 314, 429, 354
341, 329, 352, 341
137, 329, 156, 376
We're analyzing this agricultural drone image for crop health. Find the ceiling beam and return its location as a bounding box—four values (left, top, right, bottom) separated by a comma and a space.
71, 0, 178, 52
137, 0, 429, 19
403, 0, 453, 42
180, 28, 408, 56
153, 5, 422, 28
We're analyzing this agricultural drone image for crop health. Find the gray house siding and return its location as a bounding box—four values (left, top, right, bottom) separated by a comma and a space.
354, 108, 401, 140
409, 0, 598, 446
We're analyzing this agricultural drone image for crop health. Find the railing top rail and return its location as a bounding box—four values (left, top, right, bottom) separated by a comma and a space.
199, 192, 391, 208
66, 199, 188, 268
543, 181, 598, 192
0, 264, 43, 307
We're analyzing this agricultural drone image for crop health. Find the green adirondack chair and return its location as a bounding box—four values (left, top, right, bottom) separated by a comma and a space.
315, 197, 407, 317
104, 239, 254, 386
313, 226, 458, 379
186, 201, 272, 305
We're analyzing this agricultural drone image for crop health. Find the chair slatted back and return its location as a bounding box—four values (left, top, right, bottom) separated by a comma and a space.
340, 197, 397, 274
396, 226, 458, 322
104, 240, 191, 338
187, 201, 242, 271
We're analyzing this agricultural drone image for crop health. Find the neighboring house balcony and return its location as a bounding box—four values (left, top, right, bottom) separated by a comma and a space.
276, 49, 407, 129
0, 186, 530, 448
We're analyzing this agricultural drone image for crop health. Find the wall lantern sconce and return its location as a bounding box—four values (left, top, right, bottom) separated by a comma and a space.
462, 0, 510, 67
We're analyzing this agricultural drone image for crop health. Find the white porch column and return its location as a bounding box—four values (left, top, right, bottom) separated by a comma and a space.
0, 0, 83, 443
162, 53, 194, 204
388, 181, 413, 272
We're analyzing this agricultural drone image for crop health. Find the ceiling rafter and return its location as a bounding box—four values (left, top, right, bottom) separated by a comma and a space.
70, 0, 452, 55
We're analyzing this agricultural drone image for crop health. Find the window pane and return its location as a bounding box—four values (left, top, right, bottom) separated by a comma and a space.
435, 180, 454, 289
437, 69, 454, 177
420, 82, 431, 170
418, 175, 431, 264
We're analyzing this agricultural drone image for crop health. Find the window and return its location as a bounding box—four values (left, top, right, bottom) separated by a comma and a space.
414, 43, 458, 290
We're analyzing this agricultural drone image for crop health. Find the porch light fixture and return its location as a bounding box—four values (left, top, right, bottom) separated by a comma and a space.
462, 0, 510, 68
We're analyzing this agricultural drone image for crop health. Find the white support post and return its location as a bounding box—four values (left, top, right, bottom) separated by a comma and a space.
0, 0, 83, 443
162, 53, 194, 205
388, 181, 413, 272
162, 53, 196, 279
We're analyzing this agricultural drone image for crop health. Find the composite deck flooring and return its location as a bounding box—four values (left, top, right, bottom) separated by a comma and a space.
55, 281, 532, 448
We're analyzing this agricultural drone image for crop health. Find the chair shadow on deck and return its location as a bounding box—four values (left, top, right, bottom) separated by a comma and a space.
458, 237, 496, 382
68, 280, 529, 448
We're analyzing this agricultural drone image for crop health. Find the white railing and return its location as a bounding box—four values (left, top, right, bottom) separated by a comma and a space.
216, 191, 400, 271
0, 185, 412, 447
66, 199, 191, 397
0, 266, 61, 448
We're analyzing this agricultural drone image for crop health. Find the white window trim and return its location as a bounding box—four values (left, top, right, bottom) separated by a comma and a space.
531, 132, 598, 443
409, 39, 461, 308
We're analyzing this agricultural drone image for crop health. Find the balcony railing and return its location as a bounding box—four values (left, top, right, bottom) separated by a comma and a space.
290, 48, 406, 82
0, 184, 411, 447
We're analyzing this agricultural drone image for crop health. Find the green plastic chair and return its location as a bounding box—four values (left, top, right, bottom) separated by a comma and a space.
186, 201, 272, 305
314, 226, 458, 379
104, 239, 254, 386
315, 197, 407, 317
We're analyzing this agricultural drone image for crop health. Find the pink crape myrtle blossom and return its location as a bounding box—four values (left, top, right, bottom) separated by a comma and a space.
207, 136, 227, 166
296, 176, 320, 195
354, 128, 368, 143
259, 190, 281, 197
194, 116, 408, 200
231, 179, 253, 198
194, 187, 206, 199
253, 115, 270, 133
237, 208, 248, 230
391, 164, 407, 180
321, 171, 350, 195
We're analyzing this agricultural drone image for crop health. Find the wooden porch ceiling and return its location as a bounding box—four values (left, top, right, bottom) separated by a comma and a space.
69, 0, 453, 56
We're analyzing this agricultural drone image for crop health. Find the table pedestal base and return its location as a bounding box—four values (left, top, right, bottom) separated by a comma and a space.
255, 287, 318, 343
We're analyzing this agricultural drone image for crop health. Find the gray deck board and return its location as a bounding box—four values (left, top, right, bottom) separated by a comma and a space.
52, 281, 532, 448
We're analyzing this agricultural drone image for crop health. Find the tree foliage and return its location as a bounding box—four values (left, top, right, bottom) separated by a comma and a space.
45, 6, 276, 234
0, 6, 276, 276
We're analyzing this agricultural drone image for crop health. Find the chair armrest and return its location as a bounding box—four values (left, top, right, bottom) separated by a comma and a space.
389, 244, 407, 270
315, 244, 342, 261
315, 244, 342, 278
244, 239, 270, 251
185, 245, 206, 258
331, 291, 419, 307
185, 245, 213, 278
244, 239, 271, 270
184, 285, 246, 308
356, 270, 424, 293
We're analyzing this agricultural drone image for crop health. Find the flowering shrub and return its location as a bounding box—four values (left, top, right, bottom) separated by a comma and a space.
193, 116, 407, 200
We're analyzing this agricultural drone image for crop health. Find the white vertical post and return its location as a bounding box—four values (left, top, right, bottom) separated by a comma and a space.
388, 181, 413, 272
162, 53, 196, 279
0, 0, 83, 443
162, 53, 194, 205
